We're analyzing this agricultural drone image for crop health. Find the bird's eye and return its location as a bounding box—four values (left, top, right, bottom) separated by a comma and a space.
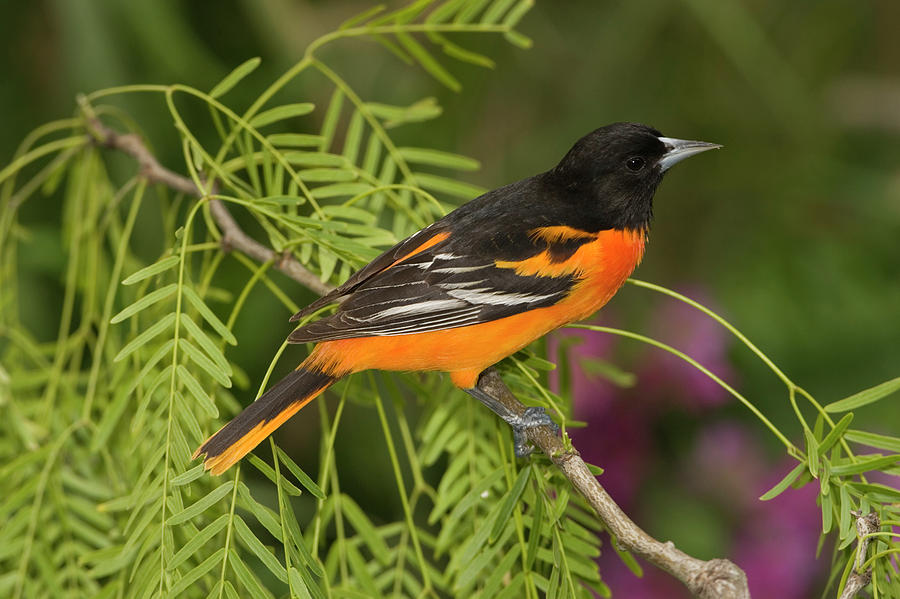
626, 156, 646, 172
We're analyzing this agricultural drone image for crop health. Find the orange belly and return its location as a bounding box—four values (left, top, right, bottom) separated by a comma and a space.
306, 228, 645, 388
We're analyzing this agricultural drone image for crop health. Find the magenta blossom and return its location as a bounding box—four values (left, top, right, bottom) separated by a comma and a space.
637, 287, 735, 410
545, 290, 824, 598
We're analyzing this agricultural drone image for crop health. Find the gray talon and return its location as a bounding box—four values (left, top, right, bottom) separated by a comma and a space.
463, 385, 559, 458
512, 407, 558, 457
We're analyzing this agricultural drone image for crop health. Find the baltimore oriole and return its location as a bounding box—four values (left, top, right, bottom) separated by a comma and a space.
193, 122, 720, 474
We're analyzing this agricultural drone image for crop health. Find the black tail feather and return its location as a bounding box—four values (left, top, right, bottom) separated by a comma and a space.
193, 367, 335, 474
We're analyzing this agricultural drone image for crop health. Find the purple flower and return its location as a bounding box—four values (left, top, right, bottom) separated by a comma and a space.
545, 288, 824, 597
734, 464, 822, 598
637, 287, 735, 410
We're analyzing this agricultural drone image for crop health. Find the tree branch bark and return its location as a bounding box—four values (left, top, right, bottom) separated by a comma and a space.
88, 118, 332, 296
476, 369, 750, 599
91, 118, 751, 598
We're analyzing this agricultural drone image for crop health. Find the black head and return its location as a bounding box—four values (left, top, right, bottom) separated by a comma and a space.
545, 122, 720, 231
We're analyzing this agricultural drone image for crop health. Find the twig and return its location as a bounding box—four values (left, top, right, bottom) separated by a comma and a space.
476, 369, 751, 599
87, 118, 331, 296
91, 116, 751, 598
839, 511, 880, 599
208, 199, 332, 296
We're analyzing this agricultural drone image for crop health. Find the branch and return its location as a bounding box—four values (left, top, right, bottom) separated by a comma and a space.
87, 118, 331, 296
839, 511, 880, 599
90, 117, 750, 598
476, 369, 751, 599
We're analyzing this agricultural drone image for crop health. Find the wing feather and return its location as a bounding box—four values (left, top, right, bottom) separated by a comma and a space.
288, 203, 600, 342
289, 245, 579, 343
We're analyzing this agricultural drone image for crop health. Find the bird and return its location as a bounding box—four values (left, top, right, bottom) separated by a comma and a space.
193, 122, 720, 474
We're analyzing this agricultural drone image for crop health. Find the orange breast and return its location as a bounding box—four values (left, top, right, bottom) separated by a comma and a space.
307, 228, 646, 388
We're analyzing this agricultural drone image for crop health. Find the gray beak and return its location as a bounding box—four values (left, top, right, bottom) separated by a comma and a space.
657, 136, 722, 172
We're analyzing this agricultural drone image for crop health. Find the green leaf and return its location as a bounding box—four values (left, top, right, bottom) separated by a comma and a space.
441, 39, 496, 68
177, 365, 218, 418
247, 454, 304, 496
831, 454, 900, 476
181, 314, 232, 376
288, 567, 313, 599
110, 283, 177, 323
848, 482, 900, 501
284, 152, 346, 167
317, 247, 338, 283
168, 547, 225, 596
820, 459, 831, 496
838, 484, 852, 540
320, 204, 377, 224
818, 413, 854, 455
450, 499, 509, 578
586, 463, 605, 476
114, 313, 175, 362
845, 429, 900, 453
825, 377, 900, 412
179, 338, 231, 388
525, 485, 544, 570
366, 98, 442, 128
249, 103, 316, 128
342, 111, 364, 165
168, 514, 228, 569
380, 0, 433, 24
504, 30, 532, 49
455, 0, 491, 24
345, 543, 379, 596
167, 481, 234, 525
503, 0, 534, 29
275, 447, 325, 499
310, 182, 373, 200
340, 494, 391, 565
210, 57, 261, 98
299, 168, 357, 182
229, 548, 274, 599
804, 428, 819, 478
122, 255, 180, 285
236, 482, 284, 542
495, 572, 525, 599
759, 462, 807, 500
395, 32, 461, 91
255, 195, 305, 207
182, 286, 238, 345
339, 4, 386, 29
821, 487, 833, 533
86, 545, 137, 578
426, 0, 465, 24
414, 172, 485, 199
433, 466, 504, 527
490, 465, 532, 542
267, 134, 324, 148
455, 525, 515, 589
91, 385, 134, 451
397, 147, 480, 170
613, 538, 643, 577
319, 89, 344, 152
483, 0, 517, 24
170, 464, 205, 487
233, 515, 287, 582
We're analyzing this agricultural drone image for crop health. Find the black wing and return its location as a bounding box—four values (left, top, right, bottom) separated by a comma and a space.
289, 222, 451, 322
288, 176, 598, 343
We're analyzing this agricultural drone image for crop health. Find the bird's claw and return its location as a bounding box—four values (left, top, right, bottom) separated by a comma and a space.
512, 406, 559, 457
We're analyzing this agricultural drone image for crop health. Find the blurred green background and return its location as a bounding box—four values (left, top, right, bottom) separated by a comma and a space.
3, 1, 898, 596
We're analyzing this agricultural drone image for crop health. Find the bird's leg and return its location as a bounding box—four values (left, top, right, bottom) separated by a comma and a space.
464, 383, 559, 457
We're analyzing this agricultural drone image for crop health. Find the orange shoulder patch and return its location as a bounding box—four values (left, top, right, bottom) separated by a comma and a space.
386, 231, 450, 270
528, 225, 596, 243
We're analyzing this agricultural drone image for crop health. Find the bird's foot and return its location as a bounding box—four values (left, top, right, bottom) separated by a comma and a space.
463, 385, 559, 457
512, 406, 559, 457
